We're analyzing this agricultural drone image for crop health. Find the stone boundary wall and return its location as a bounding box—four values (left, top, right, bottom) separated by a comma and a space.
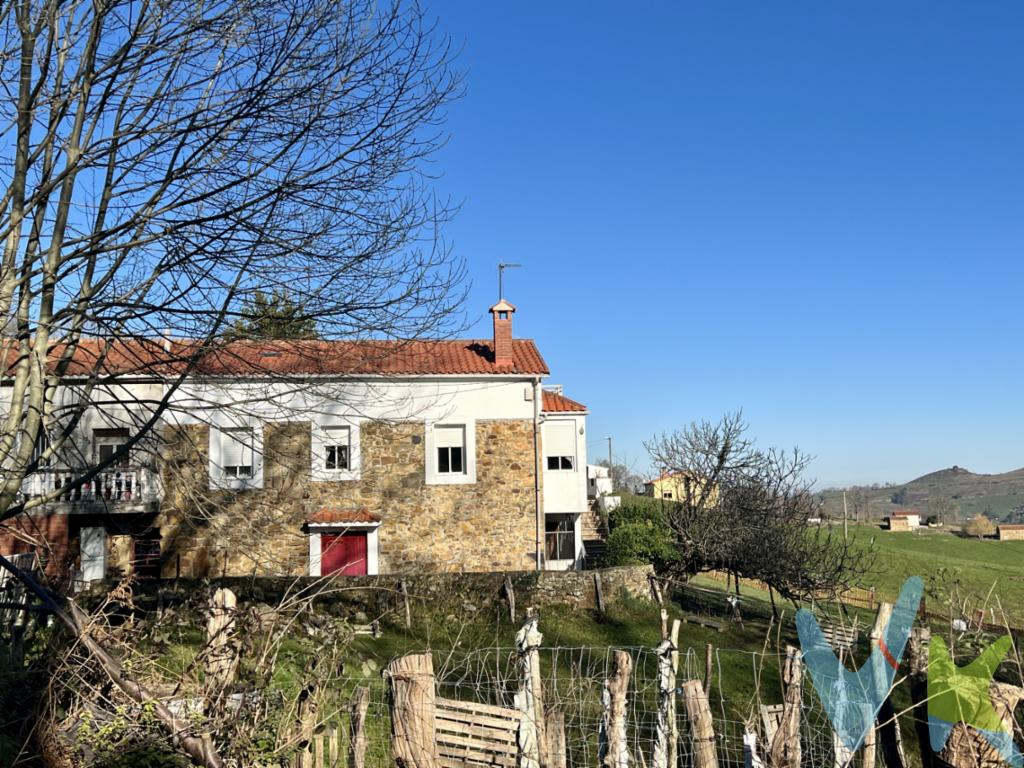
105, 564, 656, 616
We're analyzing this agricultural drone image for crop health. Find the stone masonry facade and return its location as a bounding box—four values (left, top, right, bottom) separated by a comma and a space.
158, 419, 539, 577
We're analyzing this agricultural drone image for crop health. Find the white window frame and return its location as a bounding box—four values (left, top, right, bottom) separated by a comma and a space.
311, 420, 361, 481
307, 523, 380, 576
425, 419, 476, 485
209, 422, 264, 490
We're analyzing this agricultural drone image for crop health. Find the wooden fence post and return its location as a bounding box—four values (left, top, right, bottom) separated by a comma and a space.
206, 587, 238, 696
768, 646, 802, 768
906, 627, 932, 768
681, 679, 718, 768
385, 653, 439, 768
349, 685, 370, 768
400, 580, 412, 630
516, 608, 545, 768
870, 603, 906, 768
703, 644, 714, 695
504, 574, 516, 622
545, 710, 567, 768
652, 636, 676, 768
599, 650, 633, 768
669, 620, 680, 768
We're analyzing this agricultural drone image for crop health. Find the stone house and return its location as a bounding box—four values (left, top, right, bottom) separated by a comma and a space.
5, 300, 593, 582
997, 524, 1024, 541
885, 510, 920, 531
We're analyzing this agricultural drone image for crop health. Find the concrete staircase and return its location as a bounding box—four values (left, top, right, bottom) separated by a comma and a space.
581, 503, 608, 568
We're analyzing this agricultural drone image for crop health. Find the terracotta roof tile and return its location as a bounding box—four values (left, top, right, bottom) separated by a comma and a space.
10, 338, 550, 377
541, 390, 587, 412
307, 508, 381, 525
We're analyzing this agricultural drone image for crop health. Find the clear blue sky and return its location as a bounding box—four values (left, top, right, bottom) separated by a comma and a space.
429, 2, 1024, 488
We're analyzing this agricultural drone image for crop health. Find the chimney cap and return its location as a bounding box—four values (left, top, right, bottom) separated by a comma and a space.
489, 299, 516, 314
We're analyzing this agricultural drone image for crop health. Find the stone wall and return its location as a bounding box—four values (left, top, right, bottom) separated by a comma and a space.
113, 564, 655, 616
159, 418, 539, 577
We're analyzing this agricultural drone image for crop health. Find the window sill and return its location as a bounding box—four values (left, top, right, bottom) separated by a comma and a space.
312, 470, 361, 483
425, 472, 476, 486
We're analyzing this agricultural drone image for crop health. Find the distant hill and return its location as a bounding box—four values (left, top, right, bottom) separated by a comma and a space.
820, 466, 1024, 524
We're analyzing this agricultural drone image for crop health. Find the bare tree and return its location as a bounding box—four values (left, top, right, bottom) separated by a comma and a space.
645, 413, 874, 603
0, 2, 463, 763
0, 0, 464, 521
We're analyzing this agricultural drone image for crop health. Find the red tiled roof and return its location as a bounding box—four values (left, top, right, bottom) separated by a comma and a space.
7, 338, 550, 377
889, 510, 920, 518
998, 524, 1024, 530
307, 508, 381, 525
541, 390, 587, 412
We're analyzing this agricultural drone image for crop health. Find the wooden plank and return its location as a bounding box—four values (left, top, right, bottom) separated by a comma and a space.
439, 755, 516, 768
436, 710, 518, 733
436, 698, 521, 721
436, 733, 517, 756
437, 743, 517, 766
435, 719, 517, 743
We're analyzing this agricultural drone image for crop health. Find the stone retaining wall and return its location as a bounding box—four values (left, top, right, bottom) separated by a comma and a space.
115, 564, 655, 616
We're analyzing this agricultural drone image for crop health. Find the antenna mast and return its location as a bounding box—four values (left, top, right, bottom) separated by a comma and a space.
498, 262, 522, 300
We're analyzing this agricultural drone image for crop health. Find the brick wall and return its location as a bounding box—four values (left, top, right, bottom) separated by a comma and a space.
0, 512, 71, 578
159, 419, 539, 577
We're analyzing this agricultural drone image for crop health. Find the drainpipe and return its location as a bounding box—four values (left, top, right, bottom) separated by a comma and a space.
533, 376, 543, 571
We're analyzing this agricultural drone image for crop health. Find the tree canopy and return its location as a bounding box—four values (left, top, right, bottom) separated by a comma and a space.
228, 290, 319, 340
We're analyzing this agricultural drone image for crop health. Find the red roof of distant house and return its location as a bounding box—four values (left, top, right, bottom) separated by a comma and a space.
7, 338, 550, 378
998, 524, 1024, 530
307, 508, 381, 525
541, 390, 587, 412
889, 510, 920, 518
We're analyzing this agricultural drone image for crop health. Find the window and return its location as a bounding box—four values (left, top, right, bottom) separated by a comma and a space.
221, 427, 255, 478
435, 425, 465, 474
545, 515, 575, 561
311, 422, 360, 481
544, 422, 577, 472
663, 491, 673, 499
95, 428, 130, 466
426, 420, 475, 485
323, 426, 350, 471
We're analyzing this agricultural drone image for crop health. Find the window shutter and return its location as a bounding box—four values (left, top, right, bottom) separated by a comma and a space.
545, 422, 575, 458
222, 428, 251, 466
435, 425, 464, 449
324, 425, 350, 447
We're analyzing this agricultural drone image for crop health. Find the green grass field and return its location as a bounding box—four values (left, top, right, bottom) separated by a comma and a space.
843, 524, 1024, 619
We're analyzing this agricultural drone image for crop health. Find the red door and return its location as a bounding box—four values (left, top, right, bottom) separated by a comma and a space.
321, 532, 368, 576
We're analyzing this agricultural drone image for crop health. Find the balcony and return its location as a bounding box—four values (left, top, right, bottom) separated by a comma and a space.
20, 466, 161, 510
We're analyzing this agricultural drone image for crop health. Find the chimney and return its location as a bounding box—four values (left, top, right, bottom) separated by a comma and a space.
489, 299, 516, 368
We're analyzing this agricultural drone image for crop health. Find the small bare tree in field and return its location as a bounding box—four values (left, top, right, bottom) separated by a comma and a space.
645, 412, 874, 605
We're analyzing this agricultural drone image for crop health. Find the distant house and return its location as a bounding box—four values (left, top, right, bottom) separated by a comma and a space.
997, 524, 1024, 541
642, 472, 688, 501
885, 510, 921, 531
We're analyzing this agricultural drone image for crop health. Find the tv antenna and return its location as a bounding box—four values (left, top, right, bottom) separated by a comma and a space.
498, 262, 522, 300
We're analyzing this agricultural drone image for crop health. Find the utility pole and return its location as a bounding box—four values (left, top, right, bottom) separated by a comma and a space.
843, 489, 849, 541
606, 437, 613, 474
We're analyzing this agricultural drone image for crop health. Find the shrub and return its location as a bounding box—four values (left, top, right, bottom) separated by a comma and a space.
604, 520, 677, 569
964, 514, 996, 539
607, 498, 670, 530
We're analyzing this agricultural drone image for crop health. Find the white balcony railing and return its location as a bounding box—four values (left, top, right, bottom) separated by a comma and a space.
21, 466, 161, 505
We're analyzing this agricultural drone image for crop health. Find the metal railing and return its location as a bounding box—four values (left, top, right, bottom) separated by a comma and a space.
20, 466, 160, 504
